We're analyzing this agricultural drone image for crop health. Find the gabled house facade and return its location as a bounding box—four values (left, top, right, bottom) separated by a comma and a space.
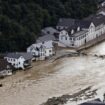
98, 7, 105, 16
4, 53, 33, 69
101, 1, 105, 7
58, 15, 105, 48
27, 40, 55, 60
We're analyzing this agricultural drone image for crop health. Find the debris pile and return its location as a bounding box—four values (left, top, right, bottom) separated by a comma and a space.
42, 86, 97, 105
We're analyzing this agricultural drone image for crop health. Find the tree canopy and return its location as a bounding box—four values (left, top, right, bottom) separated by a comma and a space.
0, 0, 99, 52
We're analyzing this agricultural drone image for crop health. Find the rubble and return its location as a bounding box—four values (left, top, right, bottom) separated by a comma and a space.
42, 87, 97, 105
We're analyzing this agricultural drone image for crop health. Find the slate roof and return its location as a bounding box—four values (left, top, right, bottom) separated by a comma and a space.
75, 20, 91, 29
58, 14, 105, 38
61, 19, 90, 36
57, 18, 91, 30
57, 18, 75, 28
58, 14, 105, 31
92, 15, 105, 26
43, 40, 54, 49
19, 53, 33, 60
28, 43, 44, 52
36, 34, 56, 43
29, 40, 54, 51
70, 30, 88, 37
41, 27, 59, 35
5, 53, 33, 60
5, 53, 21, 59
84, 14, 105, 26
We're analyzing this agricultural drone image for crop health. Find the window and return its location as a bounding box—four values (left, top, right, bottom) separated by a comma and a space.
8, 58, 10, 61
79, 37, 81, 40
8, 71, 10, 73
71, 29, 74, 34
61, 36, 63, 40
70, 37, 72, 40
47, 31, 50, 34
42, 42, 44, 44
49, 50, 52, 53
77, 27, 80, 31
65, 37, 67, 40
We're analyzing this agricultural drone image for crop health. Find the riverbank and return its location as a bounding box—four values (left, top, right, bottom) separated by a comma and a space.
77, 33, 105, 51
42, 86, 97, 105
0, 42, 105, 105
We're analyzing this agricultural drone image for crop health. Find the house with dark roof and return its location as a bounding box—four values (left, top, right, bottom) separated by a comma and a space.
0, 59, 13, 77
4, 53, 33, 69
56, 18, 75, 30
37, 27, 59, 43
58, 15, 105, 48
41, 27, 59, 36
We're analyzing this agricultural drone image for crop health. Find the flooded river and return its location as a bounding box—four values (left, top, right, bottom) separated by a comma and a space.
0, 42, 105, 105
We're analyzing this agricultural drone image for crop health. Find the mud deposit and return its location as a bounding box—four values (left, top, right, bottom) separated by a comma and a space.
0, 42, 105, 105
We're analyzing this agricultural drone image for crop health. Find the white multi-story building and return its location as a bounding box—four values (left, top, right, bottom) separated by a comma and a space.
27, 40, 55, 60
4, 53, 33, 69
57, 15, 105, 48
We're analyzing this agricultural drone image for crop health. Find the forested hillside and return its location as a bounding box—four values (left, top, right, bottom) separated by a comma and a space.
1, 0, 99, 52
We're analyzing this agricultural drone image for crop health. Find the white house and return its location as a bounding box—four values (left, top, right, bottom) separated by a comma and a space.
27, 43, 46, 60
97, 6, 105, 16
27, 40, 55, 60
58, 15, 105, 48
4, 53, 33, 69
101, 1, 105, 7
44, 41, 55, 57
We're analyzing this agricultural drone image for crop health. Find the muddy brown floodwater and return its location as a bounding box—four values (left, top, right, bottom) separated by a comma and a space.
0, 42, 105, 105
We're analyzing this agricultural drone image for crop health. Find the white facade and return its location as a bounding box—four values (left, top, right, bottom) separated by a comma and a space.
27, 40, 55, 60
4, 56, 25, 69
59, 22, 105, 48
101, 1, 105, 7
98, 11, 105, 16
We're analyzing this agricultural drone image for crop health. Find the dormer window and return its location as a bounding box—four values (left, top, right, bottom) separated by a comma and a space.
71, 29, 74, 34
77, 27, 80, 31
47, 31, 50, 34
